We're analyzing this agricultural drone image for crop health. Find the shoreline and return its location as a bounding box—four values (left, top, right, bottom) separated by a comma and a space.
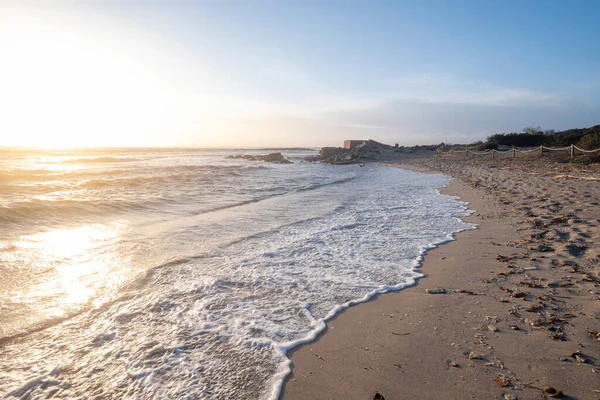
282, 158, 600, 400
269, 167, 472, 400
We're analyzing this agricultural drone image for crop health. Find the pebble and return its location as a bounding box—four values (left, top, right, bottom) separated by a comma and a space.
468, 351, 484, 360
426, 287, 447, 294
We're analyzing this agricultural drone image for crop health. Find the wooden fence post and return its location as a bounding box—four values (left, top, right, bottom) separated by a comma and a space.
491, 149, 495, 159
512, 147, 516, 158
570, 144, 574, 158
539, 146, 543, 157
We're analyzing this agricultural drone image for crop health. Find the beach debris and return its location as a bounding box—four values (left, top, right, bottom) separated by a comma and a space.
511, 291, 527, 299
526, 304, 544, 312
373, 392, 385, 400
391, 332, 410, 336
497, 255, 510, 262
529, 244, 555, 252
453, 288, 476, 295
468, 351, 484, 360
503, 393, 518, 400
509, 325, 520, 330
426, 287, 447, 294
499, 297, 510, 303
493, 374, 510, 387
525, 317, 544, 327
550, 331, 565, 341
449, 360, 459, 368
587, 329, 599, 338
520, 281, 543, 289
548, 215, 569, 225
543, 386, 563, 397
488, 325, 499, 332
575, 354, 589, 364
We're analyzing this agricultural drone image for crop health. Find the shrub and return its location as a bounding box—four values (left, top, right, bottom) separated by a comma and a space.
476, 142, 498, 151
576, 133, 600, 150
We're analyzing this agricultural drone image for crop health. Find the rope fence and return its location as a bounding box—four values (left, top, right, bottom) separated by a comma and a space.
437, 144, 600, 159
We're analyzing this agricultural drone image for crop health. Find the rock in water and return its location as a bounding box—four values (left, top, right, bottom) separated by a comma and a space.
227, 152, 291, 164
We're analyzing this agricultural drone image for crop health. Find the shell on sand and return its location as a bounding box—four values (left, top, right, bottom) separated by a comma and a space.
543, 386, 563, 397
493, 374, 510, 387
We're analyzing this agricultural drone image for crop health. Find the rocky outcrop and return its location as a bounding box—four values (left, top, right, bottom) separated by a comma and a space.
228, 152, 292, 164
307, 140, 438, 164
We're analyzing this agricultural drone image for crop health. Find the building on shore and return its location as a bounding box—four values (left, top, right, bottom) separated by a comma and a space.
343, 140, 368, 149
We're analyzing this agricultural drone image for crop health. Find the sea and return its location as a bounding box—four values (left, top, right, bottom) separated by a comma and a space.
0, 148, 471, 399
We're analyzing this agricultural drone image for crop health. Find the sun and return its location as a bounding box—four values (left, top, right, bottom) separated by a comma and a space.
0, 5, 200, 148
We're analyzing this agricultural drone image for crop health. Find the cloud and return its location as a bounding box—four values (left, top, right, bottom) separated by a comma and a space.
391, 73, 562, 106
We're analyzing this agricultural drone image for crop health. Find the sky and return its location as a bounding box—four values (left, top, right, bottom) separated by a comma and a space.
1, 0, 599, 148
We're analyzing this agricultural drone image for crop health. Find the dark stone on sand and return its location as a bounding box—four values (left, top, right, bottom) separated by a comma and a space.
426, 287, 447, 294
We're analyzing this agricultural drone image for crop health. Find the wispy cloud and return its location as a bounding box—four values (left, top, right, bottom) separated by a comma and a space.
391, 73, 561, 106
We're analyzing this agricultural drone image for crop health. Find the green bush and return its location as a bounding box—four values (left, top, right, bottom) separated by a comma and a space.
476, 142, 498, 151
576, 133, 600, 150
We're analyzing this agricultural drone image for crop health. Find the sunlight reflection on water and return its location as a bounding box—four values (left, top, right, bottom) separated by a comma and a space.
13, 223, 128, 317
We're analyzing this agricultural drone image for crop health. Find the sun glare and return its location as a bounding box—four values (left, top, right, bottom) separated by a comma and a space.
15, 224, 126, 315
0, 6, 202, 148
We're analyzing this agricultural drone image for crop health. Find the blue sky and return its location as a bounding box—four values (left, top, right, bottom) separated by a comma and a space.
1, 0, 599, 147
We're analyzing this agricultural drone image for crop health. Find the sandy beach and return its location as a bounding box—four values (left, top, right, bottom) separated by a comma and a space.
283, 156, 600, 400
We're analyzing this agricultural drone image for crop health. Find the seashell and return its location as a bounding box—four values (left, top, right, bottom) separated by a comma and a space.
468, 351, 484, 360
488, 325, 499, 332
575, 354, 588, 363
503, 394, 518, 400
569, 350, 582, 357
543, 386, 563, 397
494, 374, 510, 387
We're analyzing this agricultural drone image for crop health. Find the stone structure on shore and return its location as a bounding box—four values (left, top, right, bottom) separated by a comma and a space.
308, 140, 437, 164
343, 140, 368, 149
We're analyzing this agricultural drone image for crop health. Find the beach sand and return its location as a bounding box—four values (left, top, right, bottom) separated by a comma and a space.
282, 156, 600, 400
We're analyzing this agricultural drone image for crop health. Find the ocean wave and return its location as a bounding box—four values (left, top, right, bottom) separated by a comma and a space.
63, 156, 140, 163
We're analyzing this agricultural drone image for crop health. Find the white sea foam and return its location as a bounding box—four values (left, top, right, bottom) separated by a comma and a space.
0, 151, 472, 399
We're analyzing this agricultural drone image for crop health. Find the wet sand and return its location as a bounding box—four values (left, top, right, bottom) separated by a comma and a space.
283, 156, 600, 400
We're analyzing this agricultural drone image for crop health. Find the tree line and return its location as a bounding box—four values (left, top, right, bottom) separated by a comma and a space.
474, 125, 600, 150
